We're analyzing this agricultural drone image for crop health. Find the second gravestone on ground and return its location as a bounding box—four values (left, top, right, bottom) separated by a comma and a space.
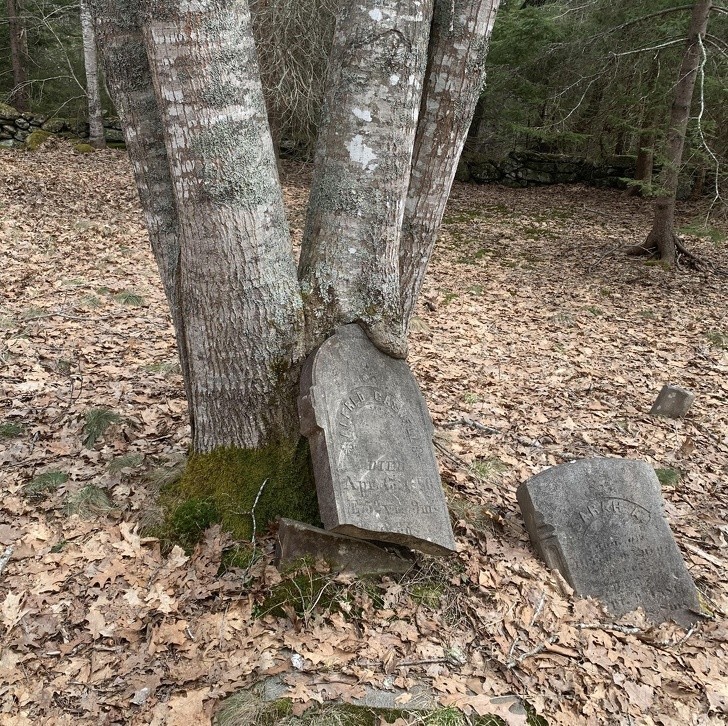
517, 458, 701, 626
299, 324, 456, 555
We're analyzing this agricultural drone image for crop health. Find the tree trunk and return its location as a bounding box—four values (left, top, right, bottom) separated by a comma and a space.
143, 0, 305, 452
93, 0, 193, 422
6, 0, 30, 112
80, 0, 106, 149
400, 0, 501, 323
299, 0, 434, 359
641, 0, 712, 264
630, 59, 660, 197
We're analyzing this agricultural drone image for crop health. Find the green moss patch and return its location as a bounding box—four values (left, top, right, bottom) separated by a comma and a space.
25, 130, 52, 150
157, 437, 319, 550
215, 691, 541, 725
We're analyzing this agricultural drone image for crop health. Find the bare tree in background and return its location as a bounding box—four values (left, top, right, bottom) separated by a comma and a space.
80, 0, 105, 148
637, 0, 713, 265
249, 0, 337, 159
6, 0, 30, 111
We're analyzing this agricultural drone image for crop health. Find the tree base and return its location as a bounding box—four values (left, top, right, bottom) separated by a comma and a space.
626, 231, 703, 271
153, 437, 320, 551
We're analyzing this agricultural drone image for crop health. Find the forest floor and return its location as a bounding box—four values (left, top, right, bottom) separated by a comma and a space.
1, 140, 727, 725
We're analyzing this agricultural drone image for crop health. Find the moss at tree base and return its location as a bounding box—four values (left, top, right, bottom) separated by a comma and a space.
157, 437, 320, 551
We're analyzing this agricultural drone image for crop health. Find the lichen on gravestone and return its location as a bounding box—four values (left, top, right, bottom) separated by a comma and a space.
517, 457, 701, 626
298, 324, 455, 556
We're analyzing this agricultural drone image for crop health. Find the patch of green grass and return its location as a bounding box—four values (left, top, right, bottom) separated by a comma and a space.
108, 453, 145, 473
639, 309, 658, 320
468, 285, 485, 296
0, 421, 23, 438
215, 691, 537, 726
83, 407, 123, 447
552, 311, 574, 326
21, 306, 47, 320
470, 457, 508, 481
24, 471, 68, 498
64, 485, 115, 517
145, 360, 181, 375
655, 468, 682, 488
442, 291, 459, 305
456, 248, 489, 265
410, 583, 445, 608
113, 290, 145, 307
81, 294, 102, 308
463, 392, 480, 405
520, 225, 558, 241
679, 221, 727, 245
706, 331, 727, 350
146, 457, 187, 490
586, 306, 603, 317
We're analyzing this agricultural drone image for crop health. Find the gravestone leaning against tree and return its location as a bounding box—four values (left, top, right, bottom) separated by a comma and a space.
91, 0, 501, 537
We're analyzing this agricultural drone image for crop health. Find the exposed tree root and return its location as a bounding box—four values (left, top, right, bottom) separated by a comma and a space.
624, 234, 726, 275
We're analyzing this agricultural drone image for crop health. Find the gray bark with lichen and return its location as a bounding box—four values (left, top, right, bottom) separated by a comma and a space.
400, 0, 500, 323
143, 0, 305, 451
92, 0, 194, 431
298, 0, 435, 359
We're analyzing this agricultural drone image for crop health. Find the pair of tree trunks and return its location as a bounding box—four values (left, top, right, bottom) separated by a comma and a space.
92, 0, 500, 508
639, 0, 712, 266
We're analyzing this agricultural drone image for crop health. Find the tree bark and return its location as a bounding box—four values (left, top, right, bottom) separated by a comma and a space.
93, 0, 193, 430
81, 0, 106, 149
299, 0, 434, 359
400, 0, 501, 323
641, 0, 712, 265
6, 0, 30, 112
143, 0, 305, 451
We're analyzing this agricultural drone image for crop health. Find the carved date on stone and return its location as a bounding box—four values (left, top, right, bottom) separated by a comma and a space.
299, 324, 455, 555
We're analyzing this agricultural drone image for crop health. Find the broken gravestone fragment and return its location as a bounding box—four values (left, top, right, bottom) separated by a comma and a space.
299, 324, 456, 556
650, 384, 695, 419
517, 458, 701, 626
275, 518, 414, 576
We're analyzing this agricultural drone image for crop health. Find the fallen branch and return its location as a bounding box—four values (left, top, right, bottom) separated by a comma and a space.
507, 634, 560, 668
0, 546, 13, 576
442, 417, 500, 435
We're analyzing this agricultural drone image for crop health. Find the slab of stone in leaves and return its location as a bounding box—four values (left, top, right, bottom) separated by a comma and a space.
275, 518, 414, 576
299, 324, 456, 556
650, 384, 695, 419
517, 457, 701, 626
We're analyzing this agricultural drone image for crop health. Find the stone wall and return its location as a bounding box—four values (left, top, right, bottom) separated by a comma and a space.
0, 102, 124, 148
456, 150, 638, 189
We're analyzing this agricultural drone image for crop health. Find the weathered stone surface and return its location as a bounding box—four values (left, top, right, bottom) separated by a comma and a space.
41, 117, 67, 133
650, 384, 694, 419
517, 458, 701, 626
299, 324, 456, 555
275, 518, 414, 576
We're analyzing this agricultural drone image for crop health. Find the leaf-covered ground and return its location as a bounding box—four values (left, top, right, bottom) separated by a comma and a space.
1, 141, 727, 725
